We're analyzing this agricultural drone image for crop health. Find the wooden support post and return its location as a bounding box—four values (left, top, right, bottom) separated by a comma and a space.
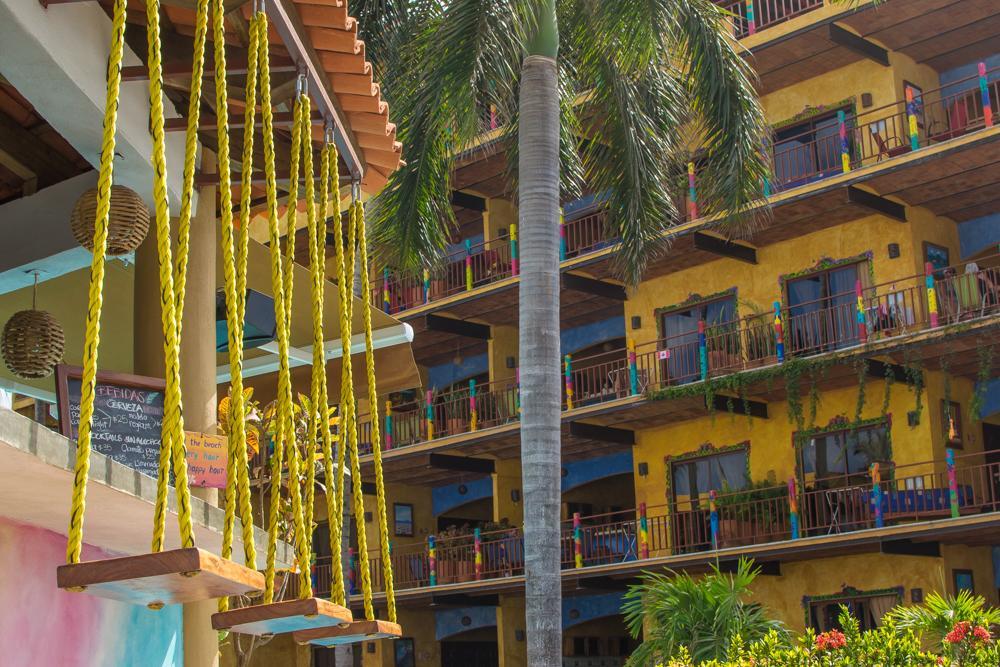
423, 268, 430, 304
746, 0, 756, 35
838, 110, 851, 173
425, 390, 435, 440
384, 400, 393, 450
709, 490, 719, 550
905, 86, 920, 151
465, 239, 473, 291
855, 279, 868, 343
573, 513, 583, 568
788, 477, 799, 539
473, 528, 483, 581
687, 162, 698, 220
627, 339, 639, 396
773, 301, 785, 363
510, 224, 519, 276
980, 63, 994, 129
698, 320, 708, 381
638, 503, 649, 559
469, 379, 478, 432
947, 449, 960, 519
428, 535, 437, 586
925, 262, 939, 328
564, 354, 574, 410
382, 268, 391, 313
871, 462, 884, 528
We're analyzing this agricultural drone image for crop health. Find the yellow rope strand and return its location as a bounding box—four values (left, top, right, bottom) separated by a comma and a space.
302, 113, 321, 561
343, 201, 375, 620
66, 0, 128, 565
355, 199, 397, 623
258, 8, 286, 604
318, 143, 345, 606
146, 0, 195, 553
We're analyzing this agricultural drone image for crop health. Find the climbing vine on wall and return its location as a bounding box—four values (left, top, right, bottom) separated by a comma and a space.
970, 343, 995, 421
880, 361, 895, 421
853, 358, 869, 427
902, 347, 925, 426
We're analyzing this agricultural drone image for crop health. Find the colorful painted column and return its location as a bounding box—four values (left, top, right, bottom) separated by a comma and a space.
465, 239, 474, 291
384, 400, 393, 450
871, 462, 884, 528
425, 389, 435, 440
573, 512, 584, 568
855, 279, 868, 344
947, 448, 960, 519
348, 547, 357, 595
564, 354, 574, 410
423, 268, 430, 304
428, 535, 437, 586
773, 301, 785, 363
628, 339, 639, 395
474, 528, 483, 580
559, 211, 567, 261
745, 0, 756, 35
925, 262, 940, 328
788, 477, 800, 540
709, 490, 719, 550
687, 162, 698, 220
980, 62, 994, 129
510, 223, 519, 276
382, 268, 391, 313
905, 86, 920, 151
638, 503, 650, 559
469, 379, 478, 432
838, 110, 851, 173
698, 320, 708, 381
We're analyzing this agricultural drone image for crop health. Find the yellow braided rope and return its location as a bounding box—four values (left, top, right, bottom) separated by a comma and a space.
343, 201, 375, 620
318, 143, 345, 606
66, 0, 128, 566
258, 7, 286, 604
301, 108, 321, 559
146, 0, 195, 553
355, 199, 397, 623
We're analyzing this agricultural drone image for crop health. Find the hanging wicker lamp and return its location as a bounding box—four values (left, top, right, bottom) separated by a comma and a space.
1, 274, 65, 379
70, 185, 150, 255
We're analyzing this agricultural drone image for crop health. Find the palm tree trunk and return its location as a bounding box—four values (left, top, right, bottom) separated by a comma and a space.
519, 1, 561, 661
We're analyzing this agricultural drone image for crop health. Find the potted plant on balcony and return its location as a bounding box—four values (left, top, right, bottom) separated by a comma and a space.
740, 301, 778, 369
436, 524, 478, 583
846, 427, 893, 479
714, 480, 790, 548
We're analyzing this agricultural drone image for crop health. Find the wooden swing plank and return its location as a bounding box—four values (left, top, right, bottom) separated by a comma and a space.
292, 619, 402, 647
56, 548, 264, 607
212, 598, 354, 635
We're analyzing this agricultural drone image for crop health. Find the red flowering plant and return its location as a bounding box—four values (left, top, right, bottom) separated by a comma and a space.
814, 629, 847, 652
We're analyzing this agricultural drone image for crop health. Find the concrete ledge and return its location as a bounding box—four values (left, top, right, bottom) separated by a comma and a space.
0, 408, 292, 568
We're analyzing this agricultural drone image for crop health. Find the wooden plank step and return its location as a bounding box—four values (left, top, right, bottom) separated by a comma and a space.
293, 619, 402, 647
212, 597, 353, 635
56, 548, 263, 608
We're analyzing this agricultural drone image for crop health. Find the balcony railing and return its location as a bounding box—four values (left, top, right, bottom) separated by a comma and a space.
373, 65, 997, 316
717, 0, 824, 39
354, 258, 1000, 456
311, 451, 1000, 597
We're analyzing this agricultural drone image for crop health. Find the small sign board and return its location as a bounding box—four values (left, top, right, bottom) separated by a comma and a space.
55, 364, 166, 478
185, 432, 228, 488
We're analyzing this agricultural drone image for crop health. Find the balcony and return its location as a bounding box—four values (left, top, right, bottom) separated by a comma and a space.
718, 0, 824, 39
358, 259, 1000, 462
315, 451, 1000, 598
374, 67, 999, 317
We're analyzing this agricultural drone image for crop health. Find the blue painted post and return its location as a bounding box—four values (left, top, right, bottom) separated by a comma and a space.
698, 320, 708, 381
947, 449, 960, 519
788, 477, 800, 539
709, 490, 719, 550
871, 462, 884, 528
773, 301, 785, 363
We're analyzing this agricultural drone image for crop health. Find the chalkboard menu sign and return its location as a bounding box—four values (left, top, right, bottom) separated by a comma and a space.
55, 365, 166, 478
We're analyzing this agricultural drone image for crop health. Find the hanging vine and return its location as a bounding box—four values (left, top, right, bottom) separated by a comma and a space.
902, 347, 925, 426
785, 359, 806, 432
969, 343, 995, 421
853, 357, 869, 427
880, 361, 895, 420
941, 353, 953, 409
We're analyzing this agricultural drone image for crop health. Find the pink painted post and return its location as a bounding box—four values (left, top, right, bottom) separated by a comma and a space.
980, 63, 994, 129
855, 279, 868, 343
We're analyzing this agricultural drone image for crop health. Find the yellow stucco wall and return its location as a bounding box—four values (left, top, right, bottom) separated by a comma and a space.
363, 481, 434, 557
498, 594, 528, 667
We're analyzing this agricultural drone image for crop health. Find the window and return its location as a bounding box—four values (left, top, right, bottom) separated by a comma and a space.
394, 638, 415, 667
394, 503, 414, 537
953, 569, 975, 595
808, 592, 899, 632
670, 448, 749, 501
773, 108, 851, 189
942, 401, 963, 447
786, 261, 864, 353
799, 422, 891, 481
923, 242, 951, 278
660, 295, 737, 383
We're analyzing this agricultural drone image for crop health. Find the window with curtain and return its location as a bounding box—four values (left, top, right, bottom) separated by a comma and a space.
660, 295, 737, 384
799, 422, 891, 481
808, 592, 899, 632
670, 448, 749, 502
786, 261, 864, 354
773, 109, 850, 189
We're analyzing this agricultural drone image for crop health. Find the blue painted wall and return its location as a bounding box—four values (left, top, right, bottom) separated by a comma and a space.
563, 451, 634, 492
427, 352, 489, 391
958, 214, 1000, 260
562, 592, 626, 630
435, 606, 497, 641
433, 476, 494, 517
561, 316, 626, 356
978, 379, 1000, 419
939, 54, 1000, 99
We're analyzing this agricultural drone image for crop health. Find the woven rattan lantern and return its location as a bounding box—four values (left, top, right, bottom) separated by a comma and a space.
70, 185, 150, 255
1, 274, 65, 379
